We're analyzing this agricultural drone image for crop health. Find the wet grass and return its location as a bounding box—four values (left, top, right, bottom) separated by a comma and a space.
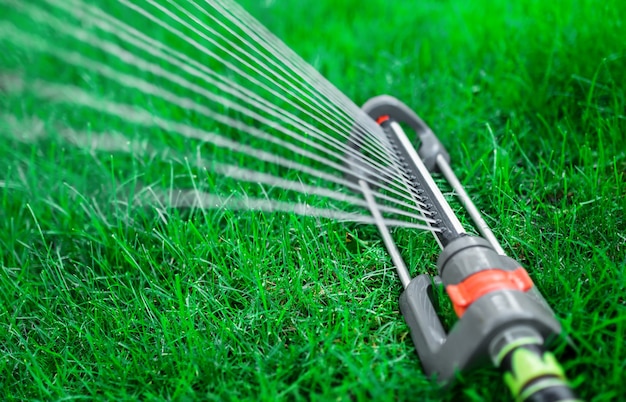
1, 0, 625, 400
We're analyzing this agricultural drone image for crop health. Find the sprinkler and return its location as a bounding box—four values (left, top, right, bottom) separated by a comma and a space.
348, 95, 581, 402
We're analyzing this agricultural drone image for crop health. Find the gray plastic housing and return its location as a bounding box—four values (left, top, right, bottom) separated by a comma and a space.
360, 95, 449, 171
399, 236, 562, 383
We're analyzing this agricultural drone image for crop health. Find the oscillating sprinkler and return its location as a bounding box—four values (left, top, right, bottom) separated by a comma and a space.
348, 95, 580, 402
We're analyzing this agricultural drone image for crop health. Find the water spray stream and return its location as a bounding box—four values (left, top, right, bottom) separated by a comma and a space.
0, 0, 581, 400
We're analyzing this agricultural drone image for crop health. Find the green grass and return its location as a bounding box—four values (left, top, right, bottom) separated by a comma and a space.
1, 0, 625, 400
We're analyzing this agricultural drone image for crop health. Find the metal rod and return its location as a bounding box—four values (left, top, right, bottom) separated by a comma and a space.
388, 122, 466, 244
359, 179, 412, 288
436, 154, 506, 256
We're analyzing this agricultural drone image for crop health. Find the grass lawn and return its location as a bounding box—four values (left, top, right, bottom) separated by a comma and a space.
1, 0, 625, 400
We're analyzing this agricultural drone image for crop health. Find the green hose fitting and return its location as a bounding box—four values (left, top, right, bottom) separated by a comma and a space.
503, 347, 580, 402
